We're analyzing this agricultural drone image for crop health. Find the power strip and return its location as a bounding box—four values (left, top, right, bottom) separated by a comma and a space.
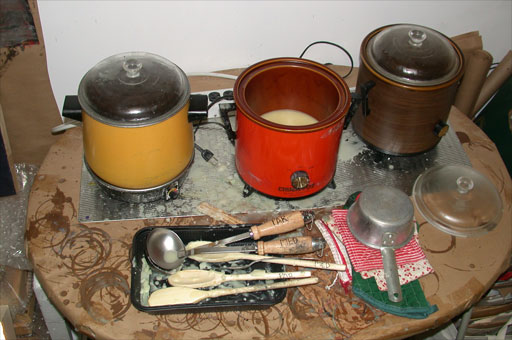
192, 88, 235, 118
194, 87, 356, 119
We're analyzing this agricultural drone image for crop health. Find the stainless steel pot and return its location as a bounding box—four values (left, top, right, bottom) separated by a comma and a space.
347, 185, 414, 302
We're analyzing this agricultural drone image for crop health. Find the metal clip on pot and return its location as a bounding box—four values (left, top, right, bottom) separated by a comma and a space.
219, 102, 237, 145
59, 94, 209, 124
343, 80, 375, 129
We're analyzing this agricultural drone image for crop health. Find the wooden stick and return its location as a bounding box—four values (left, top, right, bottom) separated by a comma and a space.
197, 202, 245, 224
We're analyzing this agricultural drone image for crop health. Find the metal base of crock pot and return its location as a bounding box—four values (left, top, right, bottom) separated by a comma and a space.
78, 117, 471, 223
354, 133, 443, 157
84, 157, 193, 204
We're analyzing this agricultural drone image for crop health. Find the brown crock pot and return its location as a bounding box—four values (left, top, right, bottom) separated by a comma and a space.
351, 24, 465, 155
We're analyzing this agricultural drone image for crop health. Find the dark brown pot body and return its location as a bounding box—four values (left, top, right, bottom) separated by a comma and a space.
352, 25, 464, 156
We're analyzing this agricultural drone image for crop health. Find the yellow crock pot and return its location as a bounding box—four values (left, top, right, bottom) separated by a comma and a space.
78, 52, 194, 191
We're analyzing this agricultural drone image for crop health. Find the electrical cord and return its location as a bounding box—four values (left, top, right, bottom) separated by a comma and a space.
193, 93, 235, 145
194, 121, 229, 135
194, 143, 218, 165
207, 94, 234, 111
299, 40, 354, 79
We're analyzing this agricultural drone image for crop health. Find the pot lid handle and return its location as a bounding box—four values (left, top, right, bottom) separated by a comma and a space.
366, 24, 462, 86
123, 59, 143, 79
408, 29, 426, 47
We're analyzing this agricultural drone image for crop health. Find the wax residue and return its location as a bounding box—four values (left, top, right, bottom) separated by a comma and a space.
339, 129, 368, 162
260, 109, 318, 126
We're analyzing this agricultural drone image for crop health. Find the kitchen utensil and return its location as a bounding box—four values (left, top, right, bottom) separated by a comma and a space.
131, 225, 290, 313
347, 185, 414, 302
195, 210, 312, 249
233, 57, 351, 198
412, 165, 503, 237
193, 236, 325, 255
148, 277, 319, 306
188, 252, 346, 271
146, 212, 319, 271
168, 269, 312, 288
351, 24, 464, 155
78, 52, 196, 203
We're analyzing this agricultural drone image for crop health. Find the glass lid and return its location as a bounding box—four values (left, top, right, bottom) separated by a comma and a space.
366, 24, 461, 86
78, 52, 190, 127
412, 165, 503, 237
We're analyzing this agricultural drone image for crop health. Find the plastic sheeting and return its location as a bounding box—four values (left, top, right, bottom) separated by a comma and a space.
0, 163, 38, 270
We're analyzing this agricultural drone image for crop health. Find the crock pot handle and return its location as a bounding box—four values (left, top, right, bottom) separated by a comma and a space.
343, 80, 375, 129
62, 95, 83, 122
188, 94, 209, 122
360, 80, 375, 117
219, 103, 237, 145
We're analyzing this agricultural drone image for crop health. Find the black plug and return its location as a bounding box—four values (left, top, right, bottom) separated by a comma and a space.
194, 143, 218, 165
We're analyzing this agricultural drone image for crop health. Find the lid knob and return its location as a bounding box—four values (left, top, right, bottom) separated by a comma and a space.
456, 176, 474, 194
408, 29, 427, 46
123, 59, 143, 78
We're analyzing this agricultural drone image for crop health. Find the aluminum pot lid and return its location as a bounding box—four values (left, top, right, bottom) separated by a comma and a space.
366, 24, 461, 86
412, 165, 503, 237
78, 52, 190, 127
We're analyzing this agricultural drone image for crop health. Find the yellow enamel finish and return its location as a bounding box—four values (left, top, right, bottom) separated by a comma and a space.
83, 104, 193, 189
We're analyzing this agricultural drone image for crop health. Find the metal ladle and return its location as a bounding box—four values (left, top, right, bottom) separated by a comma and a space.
146, 211, 312, 271
146, 228, 187, 271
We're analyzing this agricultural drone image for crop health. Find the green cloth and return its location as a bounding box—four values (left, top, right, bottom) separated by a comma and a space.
351, 271, 438, 319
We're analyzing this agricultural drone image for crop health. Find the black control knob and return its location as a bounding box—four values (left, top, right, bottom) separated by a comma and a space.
434, 121, 449, 137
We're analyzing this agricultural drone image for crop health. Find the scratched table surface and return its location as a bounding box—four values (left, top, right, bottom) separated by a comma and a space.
26, 67, 512, 340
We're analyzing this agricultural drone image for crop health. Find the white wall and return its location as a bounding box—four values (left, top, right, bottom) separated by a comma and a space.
37, 0, 512, 116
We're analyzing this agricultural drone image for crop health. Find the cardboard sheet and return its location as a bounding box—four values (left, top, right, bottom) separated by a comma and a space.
24, 102, 512, 340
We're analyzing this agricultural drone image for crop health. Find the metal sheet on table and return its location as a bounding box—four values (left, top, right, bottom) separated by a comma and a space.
78, 121, 471, 222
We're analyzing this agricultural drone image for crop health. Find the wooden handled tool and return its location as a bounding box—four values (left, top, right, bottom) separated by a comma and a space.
188, 252, 346, 271
190, 236, 325, 256
167, 269, 312, 288
192, 210, 312, 249
148, 277, 319, 306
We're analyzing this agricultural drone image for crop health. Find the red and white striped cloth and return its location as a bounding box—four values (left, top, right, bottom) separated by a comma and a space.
360, 258, 434, 290
332, 209, 427, 273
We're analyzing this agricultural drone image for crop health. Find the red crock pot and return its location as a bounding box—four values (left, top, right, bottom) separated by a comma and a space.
233, 57, 351, 198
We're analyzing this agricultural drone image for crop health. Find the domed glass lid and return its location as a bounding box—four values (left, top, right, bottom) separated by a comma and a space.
78, 52, 189, 127
412, 165, 503, 237
366, 24, 461, 86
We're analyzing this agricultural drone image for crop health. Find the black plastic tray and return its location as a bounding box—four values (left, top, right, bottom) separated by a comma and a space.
130, 225, 288, 314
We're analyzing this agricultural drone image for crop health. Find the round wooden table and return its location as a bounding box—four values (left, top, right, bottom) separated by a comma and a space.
26, 67, 511, 340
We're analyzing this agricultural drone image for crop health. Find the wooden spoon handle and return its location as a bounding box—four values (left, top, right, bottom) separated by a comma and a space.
228, 270, 312, 282
261, 257, 346, 271
257, 236, 317, 255
250, 211, 305, 240
209, 277, 319, 299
